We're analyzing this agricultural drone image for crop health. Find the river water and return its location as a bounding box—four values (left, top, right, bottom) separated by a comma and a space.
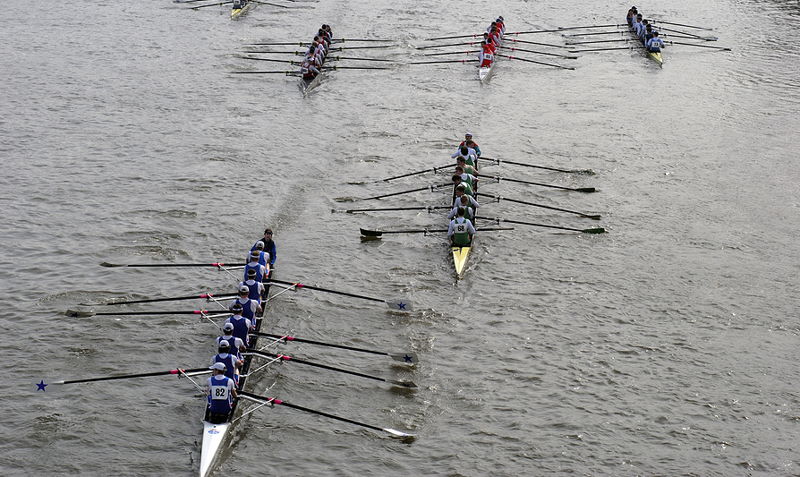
2, 0, 799, 475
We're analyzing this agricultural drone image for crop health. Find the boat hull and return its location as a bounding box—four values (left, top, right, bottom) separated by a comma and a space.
230, 1, 255, 20
452, 245, 472, 277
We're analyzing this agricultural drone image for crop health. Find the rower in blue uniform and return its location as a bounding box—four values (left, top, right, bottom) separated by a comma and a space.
645, 31, 665, 52
224, 303, 253, 348
211, 340, 242, 385
206, 362, 237, 424
243, 251, 267, 282
240, 269, 265, 302
217, 323, 246, 359
230, 285, 261, 321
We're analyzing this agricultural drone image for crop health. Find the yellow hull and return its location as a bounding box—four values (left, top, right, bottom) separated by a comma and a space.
452, 245, 472, 277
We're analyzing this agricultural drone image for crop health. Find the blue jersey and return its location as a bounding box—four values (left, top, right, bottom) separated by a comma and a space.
231, 297, 258, 320
212, 353, 238, 382
240, 279, 264, 302
646, 37, 665, 52
217, 335, 245, 359
225, 315, 252, 345
207, 375, 235, 414
251, 239, 277, 266
243, 262, 266, 282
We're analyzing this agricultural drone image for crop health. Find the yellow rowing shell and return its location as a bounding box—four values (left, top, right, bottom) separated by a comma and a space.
452, 245, 471, 277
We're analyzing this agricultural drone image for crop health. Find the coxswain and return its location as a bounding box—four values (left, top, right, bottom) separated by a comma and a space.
451, 145, 477, 166
232, 0, 245, 9
448, 194, 476, 222
211, 340, 242, 385
206, 362, 238, 424
224, 302, 254, 348
231, 284, 262, 321
243, 250, 268, 282
217, 323, 247, 359
240, 269, 265, 302
448, 207, 476, 247
251, 228, 277, 268
459, 132, 481, 157
452, 176, 474, 197
626, 6, 637, 26
453, 184, 480, 209
645, 31, 665, 53
478, 41, 495, 68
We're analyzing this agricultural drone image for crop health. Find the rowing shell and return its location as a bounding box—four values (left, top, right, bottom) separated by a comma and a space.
230, 1, 256, 20
199, 271, 272, 477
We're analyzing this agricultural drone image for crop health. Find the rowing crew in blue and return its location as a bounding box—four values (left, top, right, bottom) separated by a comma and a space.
627, 6, 666, 53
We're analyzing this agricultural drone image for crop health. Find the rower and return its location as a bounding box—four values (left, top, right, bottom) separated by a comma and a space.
251, 228, 277, 268
643, 23, 654, 42
217, 323, 246, 359
482, 32, 498, 51
448, 207, 476, 247
452, 176, 474, 197
249, 241, 271, 268
645, 31, 665, 53
211, 340, 242, 386
455, 165, 477, 189
243, 250, 268, 282
638, 19, 651, 41
231, 284, 262, 321
300, 55, 320, 80
496, 17, 505, 34
240, 269, 266, 302
459, 132, 481, 157
224, 302, 254, 348
448, 194, 476, 222
456, 156, 478, 176
478, 41, 494, 68
453, 184, 480, 209
206, 362, 238, 425
632, 13, 644, 35
451, 145, 477, 166
313, 37, 327, 61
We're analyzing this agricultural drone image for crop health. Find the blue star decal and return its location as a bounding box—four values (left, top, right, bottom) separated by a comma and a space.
36, 380, 48, 392
397, 302, 406, 310
403, 355, 414, 363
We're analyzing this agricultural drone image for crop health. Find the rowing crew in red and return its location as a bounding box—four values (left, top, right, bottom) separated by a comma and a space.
300, 25, 333, 80
478, 17, 505, 68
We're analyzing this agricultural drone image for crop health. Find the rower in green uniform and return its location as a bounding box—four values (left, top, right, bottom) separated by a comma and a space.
448, 194, 476, 222
456, 156, 479, 176
448, 207, 476, 246
454, 165, 477, 189
452, 176, 473, 196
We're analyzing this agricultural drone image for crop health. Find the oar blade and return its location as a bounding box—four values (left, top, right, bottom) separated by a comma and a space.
360, 228, 384, 237
100, 262, 122, 267
583, 227, 606, 234
383, 427, 416, 439
576, 187, 597, 193
385, 299, 412, 312
391, 379, 418, 388
389, 352, 419, 364
65, 309, 94, 318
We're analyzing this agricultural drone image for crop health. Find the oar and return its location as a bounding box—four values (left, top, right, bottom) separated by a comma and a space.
331, 38, 394, 42
321, 65, 393, 70
655, 26, 718, 41
490, 176, 595, 193
569, 46, 633, 53
484, 194, 601, 220
100, 261, 244, 268
666, 41, 731, 51
48, 367, 208, 385
359, 183, 450, 201
562, 31, 625, 38
482, 156, 593, 174
264, 278, 413, 311
245, 350, 417, 388
240, 57, 299, 64
425, 33, 487, 41
422, 50, 479, 57
231, 70, 298, 75
251, 332, 418, 363
408, 59, 479, 65
500, 46, 578, 59
334, 205, 447, 214
332, 56, 394, 62
554, 24, 623, 31
239, 391, 415, 438
496, 54, 575, 70
477, 217, 605, 234
379, 164, 455, 181
567, 38, 633, 45
65, 309, 213, 317
646, 19, 714, 31
359, 227, 514, 237
415, 42, 473, 50
504, 38, 571, 49
191, 1, 233, 9
80, 292, 237, 307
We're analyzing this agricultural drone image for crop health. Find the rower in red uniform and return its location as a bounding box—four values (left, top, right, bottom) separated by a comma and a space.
496, 17, 505, 34
479, 41, 494, 67
482, 32, 497, 51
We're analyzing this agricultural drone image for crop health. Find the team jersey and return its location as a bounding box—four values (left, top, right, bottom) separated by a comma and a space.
211, 353, 239, 382
448, 217, 476, 246
207, 375, 236, 415
224, 314, 253, 346
646, 37, 665, 52
216, 334, 246, 359
230, 297, 259, 321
